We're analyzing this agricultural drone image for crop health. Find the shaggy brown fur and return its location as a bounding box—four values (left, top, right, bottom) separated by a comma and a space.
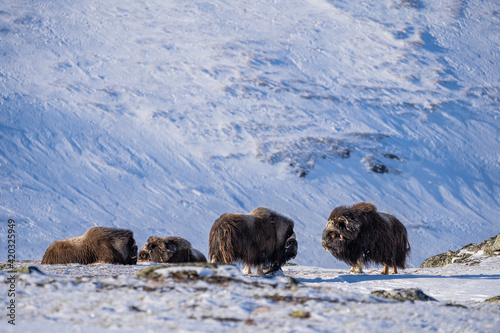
41, 227, 138, 265
208, 207, 298, 275
138, 236, 207, 263
321, 202, 410, 274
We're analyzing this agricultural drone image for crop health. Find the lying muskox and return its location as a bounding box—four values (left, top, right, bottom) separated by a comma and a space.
138, 236, 207, 263
322, 202, 410, 274
209, 207, 298, 275
41, 226, 138, 265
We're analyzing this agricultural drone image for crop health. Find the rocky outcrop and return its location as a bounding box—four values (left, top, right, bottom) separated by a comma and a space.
371, 288, 437, 302
483, 234, 500, 255
420, 233, 500, 268
484, 296, 500, 303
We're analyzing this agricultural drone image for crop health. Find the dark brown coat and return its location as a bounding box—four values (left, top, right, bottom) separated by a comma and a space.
208, 207, 298, 275
41, 227, 138, 265
322, 202, 410, 274
138, 236, 207, 263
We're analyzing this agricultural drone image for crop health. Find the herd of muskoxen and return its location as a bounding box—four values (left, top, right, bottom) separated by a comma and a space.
41, 202, 411, 275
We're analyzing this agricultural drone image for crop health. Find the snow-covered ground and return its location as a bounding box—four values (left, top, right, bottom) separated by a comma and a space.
0, 0, 499, 330
1, 258, 499, 332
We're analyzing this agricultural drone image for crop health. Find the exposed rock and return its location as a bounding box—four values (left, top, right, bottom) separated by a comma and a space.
201, 315, 241, 322
420, 233, 500, 268
361, 154, 402, 174
255, 135, 405, 178
484, 234, 500, 255
289, 311, 310, 319
400, 0, 422, 9
420, 251, 474, 268
370, 162, 388, 174
383, 153, 401, 160
137, 262, 218, 279
137, 262, 220, 280
484, 296, 500, 303
371, 288, 437, 302
7, 266, 45, 275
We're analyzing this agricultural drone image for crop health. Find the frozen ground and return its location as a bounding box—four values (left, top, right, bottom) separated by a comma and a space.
1, 256, 499, 332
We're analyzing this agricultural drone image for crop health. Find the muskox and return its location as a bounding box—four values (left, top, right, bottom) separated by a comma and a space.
322, 202, 410, 274
138, 236, 207, 263
208, 207, 298, 275
41, 226, 138, 265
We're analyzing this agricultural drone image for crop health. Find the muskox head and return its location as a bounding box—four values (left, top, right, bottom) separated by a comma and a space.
264, 231, 298, 275
321, 203, 368, 254
250, 207, 297, 252
120, 232, 139, 265
322, 216, 361, 247
283, 226, 298, 262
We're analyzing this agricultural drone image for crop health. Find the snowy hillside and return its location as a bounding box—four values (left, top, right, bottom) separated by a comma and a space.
0, 0, 499, 270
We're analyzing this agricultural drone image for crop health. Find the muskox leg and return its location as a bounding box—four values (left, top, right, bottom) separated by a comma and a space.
350, 259, 365, 274
348, 264, 364, 274
391, 266, 398, 275
381, 264, 389, 275
242, 264, 252, 275
255, 264, 264, 276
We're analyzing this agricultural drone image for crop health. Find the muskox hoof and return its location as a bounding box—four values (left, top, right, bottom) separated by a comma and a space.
242, 264, 252, 275
348, 266, 364, 274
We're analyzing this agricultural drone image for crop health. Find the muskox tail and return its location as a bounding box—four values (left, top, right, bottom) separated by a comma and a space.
208, 215, 237, 263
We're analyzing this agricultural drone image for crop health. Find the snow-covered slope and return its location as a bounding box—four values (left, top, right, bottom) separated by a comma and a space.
0, 0, 499, 269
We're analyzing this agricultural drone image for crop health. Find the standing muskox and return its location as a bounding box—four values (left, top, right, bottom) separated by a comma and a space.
41, 226, 138, 265
209, 207, 298, 275
322, 202, 410, 274
138, 236, 207, 263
